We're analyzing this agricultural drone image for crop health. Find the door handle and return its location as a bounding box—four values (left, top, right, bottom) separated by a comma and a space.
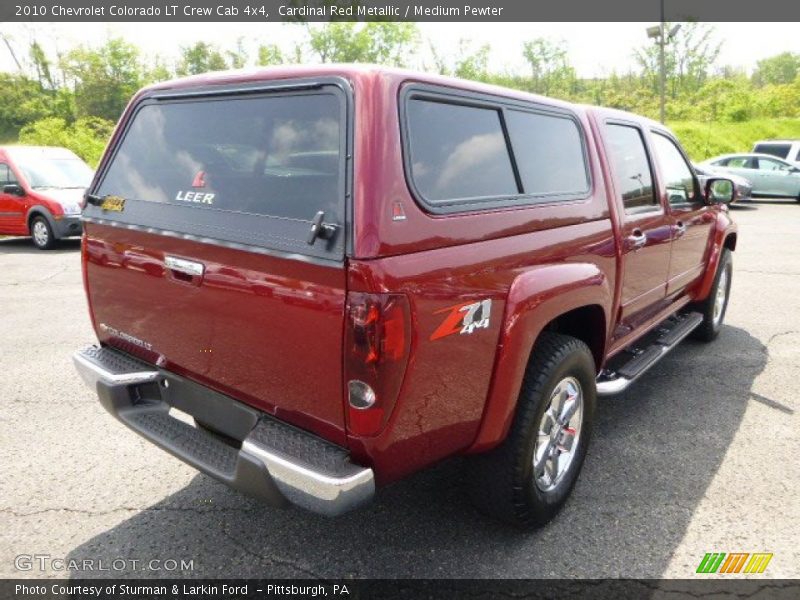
627, 229, 647, 250
165, 256, 205, 277
674, 222, 687, 238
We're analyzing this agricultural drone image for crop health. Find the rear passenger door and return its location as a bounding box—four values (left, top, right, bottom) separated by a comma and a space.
650, 132, 715, 296
604, 122, 672, 328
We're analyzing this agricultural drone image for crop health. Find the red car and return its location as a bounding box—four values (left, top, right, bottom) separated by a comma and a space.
73, 66, 737, 527
0, 146, 92, 249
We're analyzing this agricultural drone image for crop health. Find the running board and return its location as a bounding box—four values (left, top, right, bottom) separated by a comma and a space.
596, 312, 703, 396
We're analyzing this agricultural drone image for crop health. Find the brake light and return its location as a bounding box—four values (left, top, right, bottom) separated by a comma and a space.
345, 292, 411, 437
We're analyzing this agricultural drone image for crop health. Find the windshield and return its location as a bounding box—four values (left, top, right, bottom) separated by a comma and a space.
16, 157, 93, 189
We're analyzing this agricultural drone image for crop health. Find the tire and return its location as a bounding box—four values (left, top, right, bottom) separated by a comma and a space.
691, 248, 732, 342
467, 332, 596, 528
30, 216, 56, 250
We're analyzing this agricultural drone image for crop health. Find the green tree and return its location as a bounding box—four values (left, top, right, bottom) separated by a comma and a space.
307, 22, 418, 66
257, 44, 285, 66
428, 39, 491, 81
60, 38, 142, 121
752, 52, 800, 86
635, 23, 721, 96
521, 38, 577, 96
29, 40, 56, 90
176, 42, 229, 76
0, 74, 54, 140
18, 116, 115, 166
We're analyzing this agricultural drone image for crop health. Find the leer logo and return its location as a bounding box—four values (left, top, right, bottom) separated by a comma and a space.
696, 552, 773, 574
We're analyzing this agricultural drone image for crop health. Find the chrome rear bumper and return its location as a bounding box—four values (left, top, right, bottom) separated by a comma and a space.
73, 345, 374, 516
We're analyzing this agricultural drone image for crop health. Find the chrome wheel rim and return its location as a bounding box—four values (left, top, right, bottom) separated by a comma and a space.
32, 221, 49, 247
533, 376, 583, 492
713, 268, 728, 326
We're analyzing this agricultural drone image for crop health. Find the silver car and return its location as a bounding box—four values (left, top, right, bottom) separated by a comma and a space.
693, 164, 752, 204
700, 153, 800, 201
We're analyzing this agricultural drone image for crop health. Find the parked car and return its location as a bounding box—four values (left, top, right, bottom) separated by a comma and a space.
693, 164, 752, 203
752, 140, 800, 167
700, 153, 800, 201
0, 146, 93, 249
73, 66, 737, 528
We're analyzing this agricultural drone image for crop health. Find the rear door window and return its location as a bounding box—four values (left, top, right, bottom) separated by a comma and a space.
90, 88, 346, 260
504, 110, 589, 197
405, 99, 519, 204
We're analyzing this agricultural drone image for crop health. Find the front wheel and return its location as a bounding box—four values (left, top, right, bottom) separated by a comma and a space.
692, 249, 732, 342
30, 216, 56, 250
468, 332, 596, 528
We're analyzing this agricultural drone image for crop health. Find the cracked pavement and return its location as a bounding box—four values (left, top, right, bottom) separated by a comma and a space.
0, 199, 798, 579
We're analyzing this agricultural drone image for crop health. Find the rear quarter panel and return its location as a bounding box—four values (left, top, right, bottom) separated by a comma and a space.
348, 73, 616, 482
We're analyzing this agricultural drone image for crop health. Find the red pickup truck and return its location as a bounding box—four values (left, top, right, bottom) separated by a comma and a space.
73, 66, 737, 527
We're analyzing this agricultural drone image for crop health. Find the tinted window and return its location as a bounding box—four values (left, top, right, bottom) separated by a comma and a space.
604, 124, 657, 211
406, 99, 518, 203
754, 143, 791, 159
0, 163, 17, 187
93, 91, 344, 258
505, 110, 589, 196
651, 133, 698, 205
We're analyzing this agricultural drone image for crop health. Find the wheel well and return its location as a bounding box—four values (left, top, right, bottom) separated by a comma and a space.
724, 233, 737, 251
27, 210, 45, 232
541, 305, 606, 371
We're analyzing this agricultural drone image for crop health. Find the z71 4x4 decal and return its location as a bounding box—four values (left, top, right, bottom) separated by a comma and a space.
430, 299, 492, 341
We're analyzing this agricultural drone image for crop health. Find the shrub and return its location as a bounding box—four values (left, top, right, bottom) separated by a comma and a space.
17, 117, 114, 167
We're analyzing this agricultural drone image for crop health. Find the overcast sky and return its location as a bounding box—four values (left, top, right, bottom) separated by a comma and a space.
2, 22, 799, 77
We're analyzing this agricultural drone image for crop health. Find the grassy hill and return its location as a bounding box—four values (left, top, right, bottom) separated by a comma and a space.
671, 119, 800, 162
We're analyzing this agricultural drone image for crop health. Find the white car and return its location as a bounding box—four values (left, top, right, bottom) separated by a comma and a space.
752, 140, 800, 168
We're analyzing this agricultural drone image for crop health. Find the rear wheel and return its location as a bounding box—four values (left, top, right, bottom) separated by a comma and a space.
468, 332, 596, 528
692, 249, 732, 342
30, 216, 56, 250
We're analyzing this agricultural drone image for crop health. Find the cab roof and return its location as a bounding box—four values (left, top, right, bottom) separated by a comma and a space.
0, 145, 82, 160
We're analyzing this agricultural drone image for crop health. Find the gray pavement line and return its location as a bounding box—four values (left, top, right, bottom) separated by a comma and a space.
700, 371, 795, 415
0, 505, 260, 518
749, 392, 795, 415
736, 269, 800, 276
768, 330, 799, 345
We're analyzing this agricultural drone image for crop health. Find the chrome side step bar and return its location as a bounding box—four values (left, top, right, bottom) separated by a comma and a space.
596, 312, 703, 396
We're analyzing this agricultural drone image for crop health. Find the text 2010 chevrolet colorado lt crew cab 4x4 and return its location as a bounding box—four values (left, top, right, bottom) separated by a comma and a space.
73, 66, 737, 527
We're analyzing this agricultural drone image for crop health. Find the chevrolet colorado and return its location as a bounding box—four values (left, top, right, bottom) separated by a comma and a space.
73, 66, 737, 527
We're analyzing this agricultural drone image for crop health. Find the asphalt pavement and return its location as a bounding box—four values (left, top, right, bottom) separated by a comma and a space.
1, 199, 798, 579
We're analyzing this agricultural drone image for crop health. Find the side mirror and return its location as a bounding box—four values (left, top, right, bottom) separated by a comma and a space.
705, 178, 734, 204
2, 184, 24, 196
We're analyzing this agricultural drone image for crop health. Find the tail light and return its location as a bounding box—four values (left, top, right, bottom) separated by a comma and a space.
345, 292, 411, 437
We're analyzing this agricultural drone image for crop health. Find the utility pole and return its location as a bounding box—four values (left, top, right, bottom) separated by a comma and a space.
658, 7, 666, 124
647, 0, 680, 124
